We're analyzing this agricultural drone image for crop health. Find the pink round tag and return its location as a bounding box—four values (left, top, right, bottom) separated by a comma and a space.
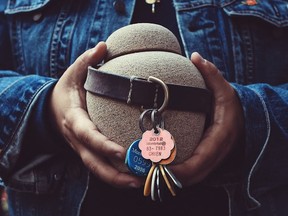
139, 128, 175, 163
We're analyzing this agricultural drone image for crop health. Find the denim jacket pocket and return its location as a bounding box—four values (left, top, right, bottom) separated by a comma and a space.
222, 0, 288, 85
4, 0, 52, 14
224, 0, 288, 27
3, 0, 82, 78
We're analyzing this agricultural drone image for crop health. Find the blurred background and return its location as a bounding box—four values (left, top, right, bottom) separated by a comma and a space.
0, 187, 8, 216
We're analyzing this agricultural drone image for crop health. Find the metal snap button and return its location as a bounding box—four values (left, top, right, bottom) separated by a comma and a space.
54, 173, 61, 181
33, 13, 43, 22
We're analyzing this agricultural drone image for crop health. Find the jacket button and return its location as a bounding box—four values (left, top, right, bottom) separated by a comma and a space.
113, 0, 126, 14
54, 173, 62, 181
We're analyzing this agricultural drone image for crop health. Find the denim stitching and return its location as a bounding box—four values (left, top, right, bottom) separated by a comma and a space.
246, 89, 271, 210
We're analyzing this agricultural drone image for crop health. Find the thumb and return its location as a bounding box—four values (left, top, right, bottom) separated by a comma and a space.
73, 41, 107, 72
191, 52, 232, 100
65, 41, 107, 84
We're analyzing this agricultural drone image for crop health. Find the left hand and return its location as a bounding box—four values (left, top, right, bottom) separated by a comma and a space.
170, 52, 244, 186
49, 42, 143, 188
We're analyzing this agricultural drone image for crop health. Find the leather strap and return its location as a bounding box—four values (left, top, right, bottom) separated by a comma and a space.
85, 66, 212, 113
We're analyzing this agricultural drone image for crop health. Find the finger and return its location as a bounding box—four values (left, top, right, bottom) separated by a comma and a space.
64, 108, 126, 160
66, 42, 107, 84
74, 41, 107, 71
63, 109, 144, 188
79, 146, 143, 188
171, 126, 228, 185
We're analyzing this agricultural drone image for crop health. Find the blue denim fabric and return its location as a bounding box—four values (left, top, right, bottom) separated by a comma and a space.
174, 1, 288, 214
0, 0, 287, 215
0, 72, 55, 175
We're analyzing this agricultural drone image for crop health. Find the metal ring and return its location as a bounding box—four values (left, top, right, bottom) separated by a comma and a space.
139, 109, 153, 133
151, 110, 161, 133
148, 76, 169, 114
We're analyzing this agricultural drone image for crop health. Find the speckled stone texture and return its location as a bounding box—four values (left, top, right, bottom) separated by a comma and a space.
86, 23, 208, 172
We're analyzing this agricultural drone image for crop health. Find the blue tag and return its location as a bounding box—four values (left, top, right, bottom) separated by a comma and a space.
125, 139, 152, 176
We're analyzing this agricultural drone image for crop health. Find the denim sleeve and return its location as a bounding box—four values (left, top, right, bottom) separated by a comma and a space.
232, 83, 288, 208
0, 71, 57, 181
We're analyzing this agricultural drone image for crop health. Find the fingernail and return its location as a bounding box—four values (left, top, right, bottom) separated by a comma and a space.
196, 52, 206, 63
192, 52, 206, 63
91, 42, 102, 53
129, 182, 140, 188
115, 152, 124, 160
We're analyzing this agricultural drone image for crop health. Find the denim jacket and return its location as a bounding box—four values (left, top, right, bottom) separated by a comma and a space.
0, 0, 287, 215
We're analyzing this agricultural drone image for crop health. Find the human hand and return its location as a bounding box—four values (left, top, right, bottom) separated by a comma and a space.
49, 42, 142, 188
170, 52, 244, 186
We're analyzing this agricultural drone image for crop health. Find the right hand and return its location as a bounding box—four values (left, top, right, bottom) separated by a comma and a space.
170, 53, 244, 186
49, 42, 142, 188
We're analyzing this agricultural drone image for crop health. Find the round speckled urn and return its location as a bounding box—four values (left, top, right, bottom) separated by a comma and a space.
85, 23, 208, 173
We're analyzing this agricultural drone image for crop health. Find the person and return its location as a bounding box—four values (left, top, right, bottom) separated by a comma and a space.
0, 0, 287, 215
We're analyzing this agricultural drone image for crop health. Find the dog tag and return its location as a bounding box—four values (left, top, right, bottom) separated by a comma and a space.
151, 165, 159, 201
156, 167, 163, 202
139, 128, 175, 163
159, 165, 176, 196
125, 139, 152, 176
159, 135, 176, 165
159, 146, 176, 165
143, 163, 156, 196
163, 166, 183, 189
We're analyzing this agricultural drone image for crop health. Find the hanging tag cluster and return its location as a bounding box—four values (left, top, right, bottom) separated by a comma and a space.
125, 76, 182, 201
